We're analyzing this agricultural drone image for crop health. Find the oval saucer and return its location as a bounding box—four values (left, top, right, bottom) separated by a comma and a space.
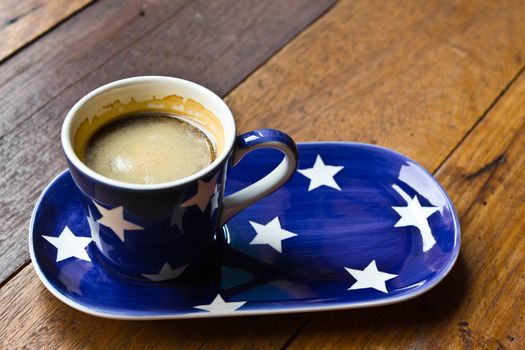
30, 142, 460, 319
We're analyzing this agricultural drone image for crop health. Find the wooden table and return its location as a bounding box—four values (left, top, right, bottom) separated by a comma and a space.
1, 0, 524, 348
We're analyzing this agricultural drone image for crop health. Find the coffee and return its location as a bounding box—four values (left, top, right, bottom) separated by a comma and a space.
83, 112, 215, 184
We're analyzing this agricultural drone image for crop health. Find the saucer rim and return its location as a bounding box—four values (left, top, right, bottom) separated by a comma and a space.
29, 142, 461, 320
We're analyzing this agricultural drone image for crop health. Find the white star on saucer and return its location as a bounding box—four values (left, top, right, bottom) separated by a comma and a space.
298, 154, 344, 191
194, 294, 246, 313
392, 184, 439, 252
181, 173, 219, 212
42, 226, 92, 262
249, 217, 297, 253
93, 201, 143, 242
345, 260, 398, 293
142, 262, 188, 281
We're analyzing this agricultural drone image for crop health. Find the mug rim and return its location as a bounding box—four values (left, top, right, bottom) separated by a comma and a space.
61, 76, 236, 191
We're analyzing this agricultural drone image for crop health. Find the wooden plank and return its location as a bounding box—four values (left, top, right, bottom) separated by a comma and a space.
0, 0, 94, 62
0, 0, 334, 137
0, 0, 189, 136
286, 71, 525, 350
0, 0, 335, 284
226, 0, 525, 171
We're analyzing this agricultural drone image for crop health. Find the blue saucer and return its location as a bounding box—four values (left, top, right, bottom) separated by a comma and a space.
30, 142, 460, 319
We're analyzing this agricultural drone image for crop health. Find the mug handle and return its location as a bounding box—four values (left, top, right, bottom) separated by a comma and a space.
219, 129, 298, 226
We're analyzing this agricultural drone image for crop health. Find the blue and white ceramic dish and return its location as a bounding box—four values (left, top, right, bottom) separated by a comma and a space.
30, 142, 460, 319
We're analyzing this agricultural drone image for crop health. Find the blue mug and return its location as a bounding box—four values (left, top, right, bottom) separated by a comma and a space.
61, 76, 298, 281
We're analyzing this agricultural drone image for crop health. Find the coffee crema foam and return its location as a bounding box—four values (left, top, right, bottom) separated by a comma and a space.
84, 113, 215, 184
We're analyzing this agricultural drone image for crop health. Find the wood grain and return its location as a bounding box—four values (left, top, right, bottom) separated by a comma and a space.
0, 0, 335, 284
2, 67, 524, 350
0, 0, 334, 137
285, 70, 525, 350
2, 0, 525, 348
226, 0, 525, 172
0, 0, 94, 62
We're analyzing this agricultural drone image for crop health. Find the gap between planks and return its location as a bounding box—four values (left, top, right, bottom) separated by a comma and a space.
432, 62, 525, 177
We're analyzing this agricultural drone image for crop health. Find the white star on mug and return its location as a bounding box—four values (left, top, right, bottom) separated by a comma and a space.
93, 201, 143, 242
86, 207, 101, 249
181, 173, 219, 212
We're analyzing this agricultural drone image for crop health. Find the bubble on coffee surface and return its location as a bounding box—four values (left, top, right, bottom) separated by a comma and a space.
84, 113, 215, 184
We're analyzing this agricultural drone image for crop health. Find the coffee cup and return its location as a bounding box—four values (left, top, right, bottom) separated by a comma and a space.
61, 76, 298, 281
